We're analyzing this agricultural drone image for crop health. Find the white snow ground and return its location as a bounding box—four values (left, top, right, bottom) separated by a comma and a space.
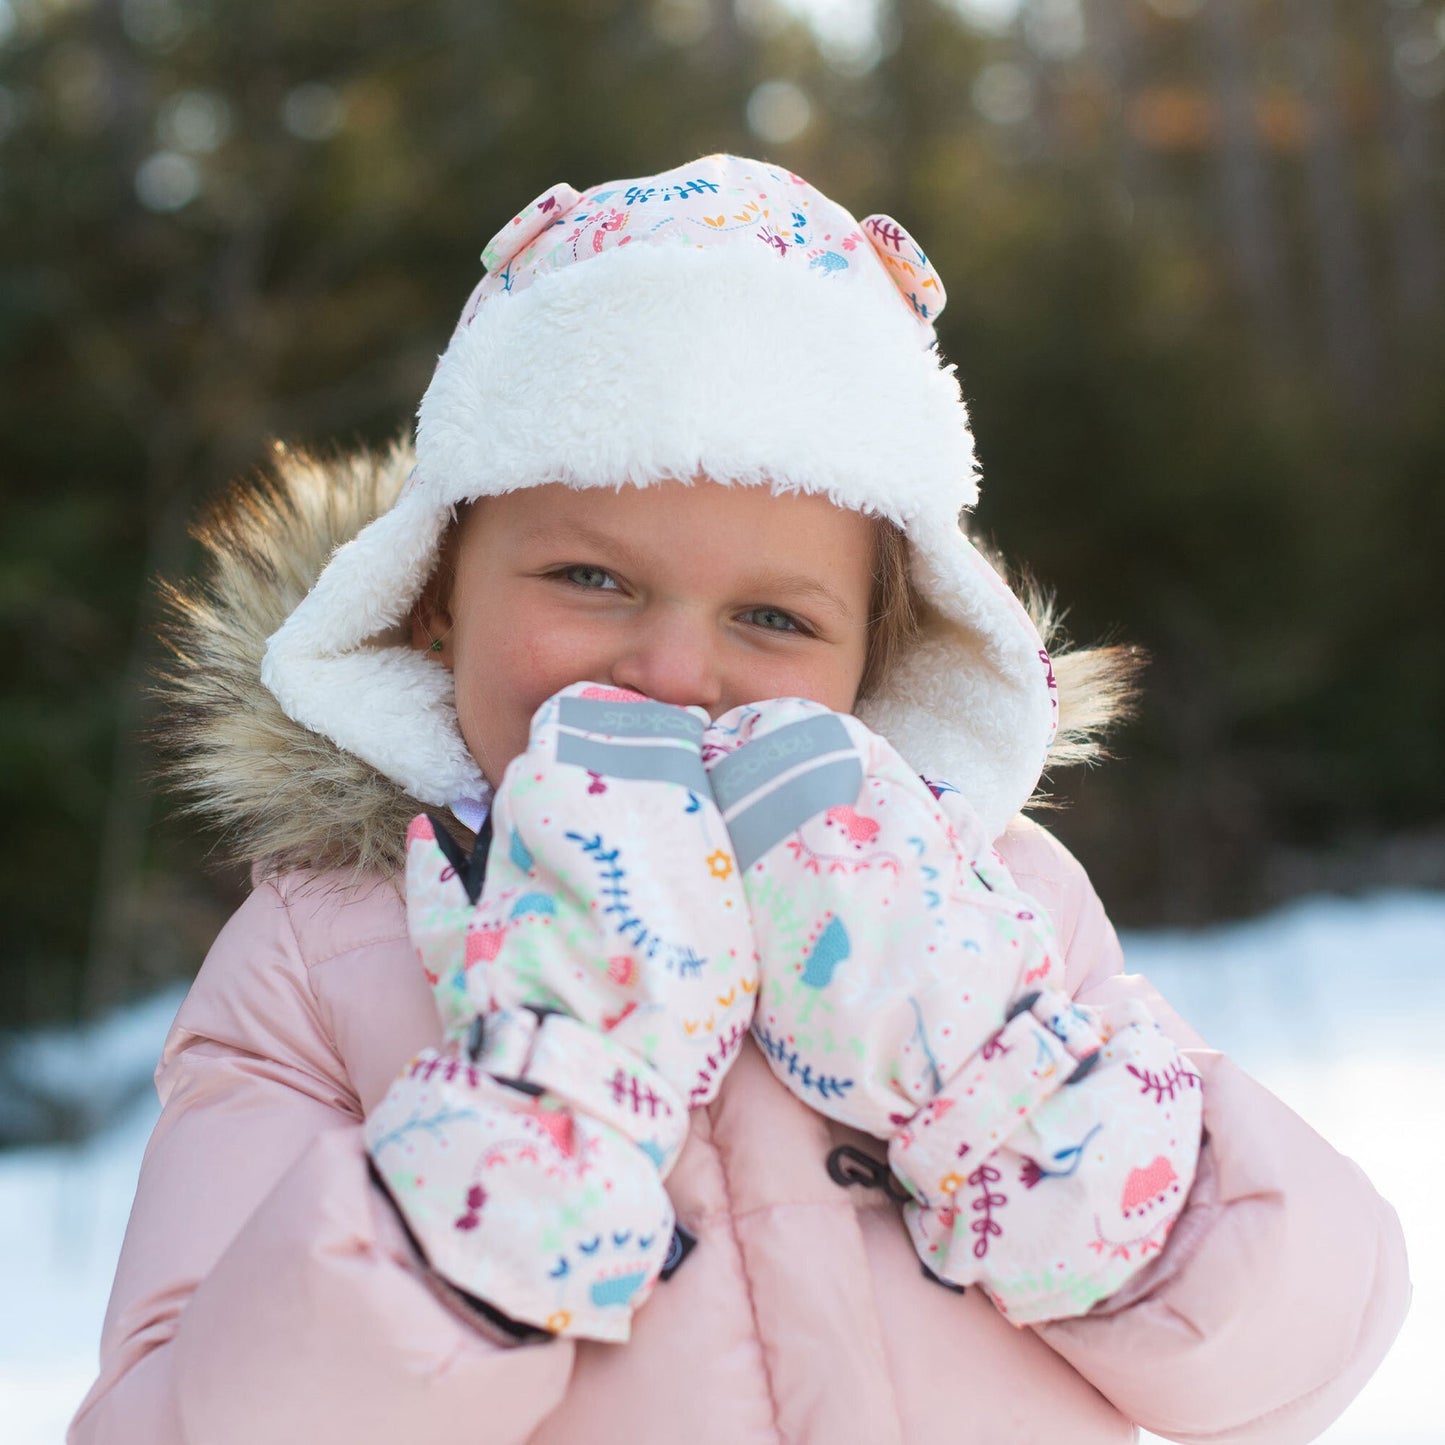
2, 892, 1440, 1444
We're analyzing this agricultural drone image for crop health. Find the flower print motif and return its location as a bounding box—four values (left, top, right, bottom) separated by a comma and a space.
455, 1183, 487, 1231
757, 224, 789, 257
966, 1162, 1006, 1259
1120, 1155, 1181, 1217
465, 925, 507, 966
590, 208, 630, 254
824, 804, 880, 848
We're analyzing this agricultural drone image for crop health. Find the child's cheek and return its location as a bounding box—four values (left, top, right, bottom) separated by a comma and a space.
458, 621, 607, 785
512, 620, 604, 705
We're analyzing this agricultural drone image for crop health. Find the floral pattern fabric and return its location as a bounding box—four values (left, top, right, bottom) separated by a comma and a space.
458, 152, 947, 338
367, 684, 1202, 1339
365, 683, 758, 1341
700, 697, 1204, 1324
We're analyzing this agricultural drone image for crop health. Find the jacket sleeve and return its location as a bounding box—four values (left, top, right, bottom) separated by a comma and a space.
68, 881, 576, 1445
999, 820, 1411, 1444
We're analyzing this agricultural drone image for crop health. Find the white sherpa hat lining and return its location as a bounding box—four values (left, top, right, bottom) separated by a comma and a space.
262, 185, 1056, 841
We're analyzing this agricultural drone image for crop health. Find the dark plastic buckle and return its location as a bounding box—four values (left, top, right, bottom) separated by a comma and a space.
825, 1145, 913, 1205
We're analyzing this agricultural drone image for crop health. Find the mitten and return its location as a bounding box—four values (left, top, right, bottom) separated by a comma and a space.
366, 682, 759, 1341
701, 697, 1202, 1324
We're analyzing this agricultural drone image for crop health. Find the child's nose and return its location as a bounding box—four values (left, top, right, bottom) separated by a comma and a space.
609, 611, 724, 717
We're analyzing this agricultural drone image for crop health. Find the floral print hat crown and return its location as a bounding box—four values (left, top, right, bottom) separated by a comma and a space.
263, 153, 1058, 840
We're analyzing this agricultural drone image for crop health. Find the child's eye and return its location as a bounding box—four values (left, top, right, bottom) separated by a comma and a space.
557, 565, 618, 591
743, 606, 807, 635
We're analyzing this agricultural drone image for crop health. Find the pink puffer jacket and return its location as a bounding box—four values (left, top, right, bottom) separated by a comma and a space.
69, 816, 1408, 1445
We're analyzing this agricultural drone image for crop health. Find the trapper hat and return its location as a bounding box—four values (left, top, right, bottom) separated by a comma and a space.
262, 153, 1058, 841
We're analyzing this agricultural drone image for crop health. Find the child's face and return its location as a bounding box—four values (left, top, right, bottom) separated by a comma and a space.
418, 479, 875, 789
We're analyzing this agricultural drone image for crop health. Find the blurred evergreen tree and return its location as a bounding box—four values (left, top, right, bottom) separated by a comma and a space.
1, 0, 1441, 1026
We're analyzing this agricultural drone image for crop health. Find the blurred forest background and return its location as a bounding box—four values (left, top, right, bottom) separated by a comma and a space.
2, 0, 1443, 1038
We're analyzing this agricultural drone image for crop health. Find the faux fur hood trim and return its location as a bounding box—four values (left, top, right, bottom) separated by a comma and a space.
152, 441, 1136, 877
153, 441, 432, 880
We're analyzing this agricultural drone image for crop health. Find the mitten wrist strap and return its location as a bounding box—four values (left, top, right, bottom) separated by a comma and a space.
890, 988, 1103, 1199
474, 1008, 690, 1176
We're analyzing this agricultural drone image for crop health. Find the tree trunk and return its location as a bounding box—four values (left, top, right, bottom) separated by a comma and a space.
1281, 0, 1383, 406
1201, 0, 1291, 349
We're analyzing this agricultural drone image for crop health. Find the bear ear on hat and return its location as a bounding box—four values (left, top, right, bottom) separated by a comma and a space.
861, 213, 946, 325
481, 182, 583, 274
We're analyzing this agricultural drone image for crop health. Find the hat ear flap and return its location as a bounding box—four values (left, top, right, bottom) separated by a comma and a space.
481, 182, 583, 275
262, 485, 487, 809
861, 213, 947, 325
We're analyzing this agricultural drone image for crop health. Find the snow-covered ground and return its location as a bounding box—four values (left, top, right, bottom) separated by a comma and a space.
2, 893, 1440, 1444
1126, 893, 1443, 1445
0, 986, 189, 1445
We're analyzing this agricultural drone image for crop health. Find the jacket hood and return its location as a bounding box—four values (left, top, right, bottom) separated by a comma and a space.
154, 441, 431, 880
153, 441, 1135, 877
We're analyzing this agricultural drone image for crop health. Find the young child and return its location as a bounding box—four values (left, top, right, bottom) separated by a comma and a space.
71, 154, 1407, 1444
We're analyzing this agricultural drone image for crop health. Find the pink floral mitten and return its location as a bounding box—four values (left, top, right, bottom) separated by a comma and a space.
365, 683, 758, 1341
701, 697, 1202, 1325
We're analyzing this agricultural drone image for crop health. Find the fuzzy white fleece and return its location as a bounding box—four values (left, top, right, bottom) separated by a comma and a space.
262, 242, 1057, 838
857, 531, 1057, 836
159, 442, 1131, 876
261, 487, 485, 806
414, 240, 976, 521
